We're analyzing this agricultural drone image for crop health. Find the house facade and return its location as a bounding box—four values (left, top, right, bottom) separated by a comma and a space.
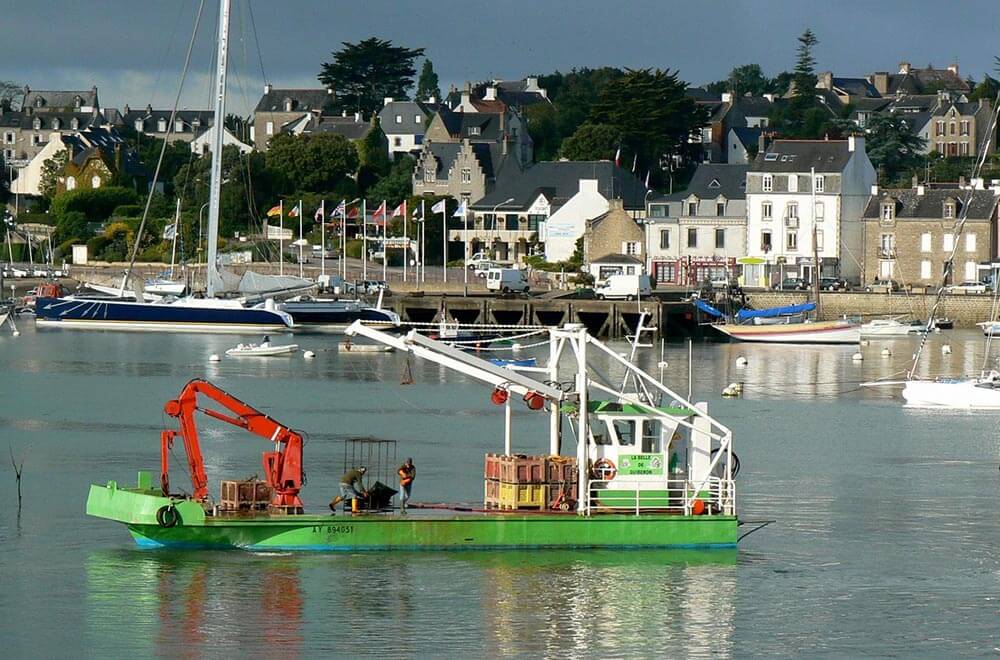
468, 161, 647, 263
424, 106, 532, 168
927, 98, 994, 158
378, 98, 443, 158
862, 183, 1000, 287
412, 139, 512, 206
120, 105, 213, 143
744, 136, 877, 287
1, 86, 103, 165
250, 85, 336, 150
584, 199, 646, 274
646, 163, 747, 285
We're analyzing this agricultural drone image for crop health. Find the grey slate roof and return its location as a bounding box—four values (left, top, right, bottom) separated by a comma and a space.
472, 161, 647, 211
832, 77, 880, 98
884, 67, 970, 96
751, 139, 852, 173
22, 88, 97, 111
378, 101, 435, 133
664, 163, 749, 201
734, 95, 773, 117
302, 115, 372, 140
863, 188, 999, 221
932, 101, 986, 117
437, 108, 501, 141
591, 253, 643, 265
731, 127, 762, 151
687, 87, 721, 103
64, 127, 145, 177
121, 107, 214, 132
425, 141, 506, 180
254, 88, 336, 113
10, 111, 102, 130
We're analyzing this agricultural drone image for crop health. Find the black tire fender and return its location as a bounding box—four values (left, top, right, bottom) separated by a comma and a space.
156, 504, 180, 528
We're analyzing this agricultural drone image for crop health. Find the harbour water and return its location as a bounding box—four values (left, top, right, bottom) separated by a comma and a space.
3, 324, 1000, 656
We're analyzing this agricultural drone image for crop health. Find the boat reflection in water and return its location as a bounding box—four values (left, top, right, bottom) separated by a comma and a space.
85, 551, 303, 656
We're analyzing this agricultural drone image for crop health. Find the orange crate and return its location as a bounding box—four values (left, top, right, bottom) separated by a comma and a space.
484, 478, 502, 508
220, 479, 272, 511
499, 455, 546, 484
484, 454, 503, 480
546, 457, 578, 483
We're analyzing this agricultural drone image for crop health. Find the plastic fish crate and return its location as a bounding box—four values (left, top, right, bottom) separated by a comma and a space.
499, 455, 547, 484
220, 479, 272, 511
498, 482, 548, 510
546, 456, 578, 483
484, 454, 503, 481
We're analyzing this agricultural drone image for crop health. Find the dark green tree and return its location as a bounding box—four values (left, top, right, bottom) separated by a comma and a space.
706, 64, 773, 96
318, 38, 425, 116
39, 149, 69, 200
866, 114, 928, 184
587, 68, 706, 175
366, 156, 415, 205
265, 132, 359, 194
415, 59, 441, 102
560, 123, 623, 161
791, 29, 819, 111
970, 74, 1000, 102
0, 80, 21, 110
175, 145, 272, 238
356, 120, 391, 194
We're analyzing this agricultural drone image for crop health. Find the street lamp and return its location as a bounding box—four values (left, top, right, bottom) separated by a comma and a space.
491, 197, 515, 262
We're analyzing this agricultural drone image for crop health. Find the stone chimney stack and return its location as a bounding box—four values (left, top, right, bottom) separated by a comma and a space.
484, 86, 497, 101
872, 72, 889, 95
818, 72, 833, 90
848, 134, 865, 153
948, 63, 959, 76
264, 83, 272, 95
898, 61, 911, 74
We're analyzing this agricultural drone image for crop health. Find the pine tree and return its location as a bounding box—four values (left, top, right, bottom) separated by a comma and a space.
415, 60, 441, 102
791, 29, 819, 110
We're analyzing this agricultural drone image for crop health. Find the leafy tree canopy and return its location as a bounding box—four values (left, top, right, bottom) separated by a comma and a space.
0, 80, 21, 110
704, 64, 789, 97
791, 29, 819, 111
366, 156, 415, 206
560, 123, 623, 161
415, 59, 441, 102
318, 38, 425, 117
50, 186, 140, 223
265, 132, 359, 194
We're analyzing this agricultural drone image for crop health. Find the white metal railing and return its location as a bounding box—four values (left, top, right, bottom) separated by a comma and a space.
583, 477, 735, 516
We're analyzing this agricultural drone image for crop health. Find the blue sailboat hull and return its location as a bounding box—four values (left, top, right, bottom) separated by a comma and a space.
34, 297, 293, 333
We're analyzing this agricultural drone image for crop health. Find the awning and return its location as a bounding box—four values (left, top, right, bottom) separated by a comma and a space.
735, 302, 815, 322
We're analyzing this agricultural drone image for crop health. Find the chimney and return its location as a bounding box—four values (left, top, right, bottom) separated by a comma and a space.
898, 61, 911, 75
608, 198, 624, 211
428, 95, 437, 104
580, 179, 599, 194
870, 184, 879, 196
818, 71, 833, 90
872, 72, 889, 95
959, 175, 966, 188
763, 93, 775, 102
460, 88, 471, 111
758, 131, 773, 154
525, 76, 539, 91
383, 97, 394, 106
264, 83, 272, 95
502, 134, 508, 156
848, 134, 864, 153
721, 92, 732, 104
146, 103, 152, 114
66, 141, 75, 160
948, 63, 959, 76
484, 85, 497, 101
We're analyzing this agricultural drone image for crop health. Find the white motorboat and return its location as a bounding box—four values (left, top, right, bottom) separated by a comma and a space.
977, 321, 1000, 336
860, 318, 927, 337
225, 341, 299, 357
901, 372, 1000, 408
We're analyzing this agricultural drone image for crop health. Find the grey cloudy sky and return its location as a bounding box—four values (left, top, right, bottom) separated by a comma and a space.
4, 0, 1000, 115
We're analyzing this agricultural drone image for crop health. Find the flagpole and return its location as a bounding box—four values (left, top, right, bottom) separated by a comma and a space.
341, 201, 347, 280
362, 199, 367, 280
442, 201, 447, 284
463, 202, 469, 288
382, 199, 387, 282
421, 199, 426, 284
279, 199, 284, 276
298, 198, 304, 279
402, 199, 408, 284
320, 199, 326, 280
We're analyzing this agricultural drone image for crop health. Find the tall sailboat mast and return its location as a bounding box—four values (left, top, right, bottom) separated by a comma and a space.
206, 0, 231, 298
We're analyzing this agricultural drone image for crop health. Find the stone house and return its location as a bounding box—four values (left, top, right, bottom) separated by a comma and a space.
412, 139, 514, 206
378, 98, 444, 158
250, 85, 336, 150
927, 97, 994, 158
423, 106, 532, 167
53, 127, 146, 194
862, 182, 1000, 287
469, 161, 646, 263
1, 86, 103, 164
118, 105, 213, 143
869, 62, 970, 97
646, 163, 747, 285
744, 136, 877, 288
584, 198, 646, 273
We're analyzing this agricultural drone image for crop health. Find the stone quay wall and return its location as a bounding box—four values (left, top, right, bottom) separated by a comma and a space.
746, 291, 998, 328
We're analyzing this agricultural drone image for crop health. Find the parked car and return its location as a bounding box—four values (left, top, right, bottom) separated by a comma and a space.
356, 280, 389, 296
773, 277, 808, 291
944, 280, 989, 294
865, 279, 902, 293
820, 277, 849, 291
485, 267, 530, 294
466, 252, 491, 269
594, 274, 653, 300
710, 275, 737, 289
471, 260, 497, 278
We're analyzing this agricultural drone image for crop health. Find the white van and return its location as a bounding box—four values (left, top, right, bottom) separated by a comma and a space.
594, 274, 652, 300
486, 267, 529, 293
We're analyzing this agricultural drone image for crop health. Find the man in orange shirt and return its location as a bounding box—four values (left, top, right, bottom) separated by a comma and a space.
397, 458, 416, 512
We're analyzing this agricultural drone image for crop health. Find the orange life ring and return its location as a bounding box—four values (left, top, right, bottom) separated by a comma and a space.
591, 458, 617, 481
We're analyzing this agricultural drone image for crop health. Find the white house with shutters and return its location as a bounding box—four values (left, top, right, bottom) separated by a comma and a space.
743, 136, 876, 287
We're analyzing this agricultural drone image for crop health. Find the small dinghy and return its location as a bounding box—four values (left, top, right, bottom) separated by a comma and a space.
488, 358, 537, 368
338, 339, 394, 353
225, 341, 299, 357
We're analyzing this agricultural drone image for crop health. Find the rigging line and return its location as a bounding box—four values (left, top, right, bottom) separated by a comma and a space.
124, 0, 207, 288
148, 1, 187, 108
246, 0, 268, 84
909, 90, 1000, 378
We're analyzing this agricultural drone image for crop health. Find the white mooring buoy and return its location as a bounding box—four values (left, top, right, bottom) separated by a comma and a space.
860, 339, 870, 347
303, 350, 316, 358
941, 344, 952, 354
852, 352, 864, 362
11, 330, 19, 337
209, 353, 221, 362
511, 343, 523, 352
657, 360, 669, 370
881, 347, 892, 358
736, 356, 748, 367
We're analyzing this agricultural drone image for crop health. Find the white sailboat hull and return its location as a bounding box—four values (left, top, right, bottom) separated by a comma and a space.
860, 320, 927, 336
714, 319, 860, 344
225, 343, 299, 356
977, 322, 1000, 336
901, 378, 1000, 409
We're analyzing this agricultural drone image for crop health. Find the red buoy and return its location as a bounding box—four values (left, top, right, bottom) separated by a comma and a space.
691, 499, 706, 515
523, 391, 545, 411
491, 387, 509, 405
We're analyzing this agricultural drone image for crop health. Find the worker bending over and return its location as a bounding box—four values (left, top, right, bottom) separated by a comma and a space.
330, 466, 367, 513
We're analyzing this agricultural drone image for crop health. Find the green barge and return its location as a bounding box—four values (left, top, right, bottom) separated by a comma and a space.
87, 322, 740, 551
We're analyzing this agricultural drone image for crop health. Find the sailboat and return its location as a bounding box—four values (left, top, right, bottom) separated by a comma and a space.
704, 300, 860, 344
34, 1, 292, 333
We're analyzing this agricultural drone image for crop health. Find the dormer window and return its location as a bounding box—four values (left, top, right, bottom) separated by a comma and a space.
34, 97, 43, 108
944, 201, 955, 219
468, 126, 481, 136
175, 119, 184, 132
395, 114, 403, 124
157, 118, 167, 132
32, 117, 41, 130
192, 117, 201, 129
70, 118, 79, 130
283, 99, 293, 112
74, 96, 82, 108
52, 118, 61, 130
762, 174, 773, 192
415, 115, 422, 124
134, 119, 144, 132
686, 199, 698, 216
881, 202, 894, 221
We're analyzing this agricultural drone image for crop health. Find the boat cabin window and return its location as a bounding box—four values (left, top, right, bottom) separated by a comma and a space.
613, 420, 636, 446
592, 432, 612, 446
642, 420, 661, 453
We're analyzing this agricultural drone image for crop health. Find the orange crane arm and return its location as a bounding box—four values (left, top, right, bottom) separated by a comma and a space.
160, 378, 304, 508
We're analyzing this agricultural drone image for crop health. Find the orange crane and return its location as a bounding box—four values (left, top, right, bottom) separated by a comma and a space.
160, 378, 304, 509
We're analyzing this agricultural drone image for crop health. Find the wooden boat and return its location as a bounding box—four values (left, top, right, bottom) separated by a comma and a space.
225, 342, 299, 356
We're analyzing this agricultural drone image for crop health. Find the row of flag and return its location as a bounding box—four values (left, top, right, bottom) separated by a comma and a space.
263, 199, 469, 223
614, 146, 652, 188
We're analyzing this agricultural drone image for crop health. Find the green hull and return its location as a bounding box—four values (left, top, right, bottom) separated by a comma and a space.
87, 482, 737, 551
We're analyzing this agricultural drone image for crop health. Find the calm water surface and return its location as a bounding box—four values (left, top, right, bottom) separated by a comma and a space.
3, 324, 1000, 657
